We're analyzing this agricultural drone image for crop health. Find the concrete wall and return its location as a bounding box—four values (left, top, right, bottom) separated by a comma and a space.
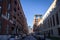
39, 0, 60, 37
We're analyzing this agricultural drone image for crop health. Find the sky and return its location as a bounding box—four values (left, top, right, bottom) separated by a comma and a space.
20, 0, 54, 28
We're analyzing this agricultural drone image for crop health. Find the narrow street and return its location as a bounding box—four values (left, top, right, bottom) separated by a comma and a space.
0, 35, 37, 40
0, 34, 51, 40
0, 0, 60, 40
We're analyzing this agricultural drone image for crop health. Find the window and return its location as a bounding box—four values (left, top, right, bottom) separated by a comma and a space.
17, 14, 19, 16
6, 13, 10, 19
14, 8, 16, 15
48, 30, 50, 37
52, 15, 55, 26
18, 7, 20, 10
56, 13, 59, 25
14, 1, 17, 5
7, 13, 10, 19
0, 6, 2, 16
14, 8, 16, 12
48, 19, 50, 27
51, 30, 53, 35
13, 16, 16, 19
11, 27, 14, 30
20, 12, 22, 14
13, 19, 16, 26
18, 29, 21, 31
58, 28, 60, 35
50, 18, 52, 27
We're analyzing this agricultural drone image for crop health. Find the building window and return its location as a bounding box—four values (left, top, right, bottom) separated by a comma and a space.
13, 16, 16, 19
50, 18, 52, 27
48, 19, 50, 27
18, 5, 20, 10
17, 14, 19, 16
6, 13, 10, 19
20, 12, 22, 14
14, 8, 16, 12
56, 13, 59, 25
13, 19, 16, 26
51, 30, 53, 35
58, 28, 60, 35
14, 8, 16, 15
18, 7, 20, 10
0, 6, 2, 16
11, 27, 14, 31
52, 15, 55, 26
7, 13, 10, 19
14, 1, 17, 5
48, 30, 50, 37
9, 15, 12, 20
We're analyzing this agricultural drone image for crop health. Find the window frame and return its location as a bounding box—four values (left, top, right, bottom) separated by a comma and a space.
56, 13, 59, 25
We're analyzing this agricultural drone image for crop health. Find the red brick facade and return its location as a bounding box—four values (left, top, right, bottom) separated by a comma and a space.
0, 0, 28, 35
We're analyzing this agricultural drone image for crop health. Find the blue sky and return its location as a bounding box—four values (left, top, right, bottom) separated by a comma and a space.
20, 0, 54, 28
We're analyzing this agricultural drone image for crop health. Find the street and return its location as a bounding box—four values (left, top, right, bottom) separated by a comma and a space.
0, 34, 51, 40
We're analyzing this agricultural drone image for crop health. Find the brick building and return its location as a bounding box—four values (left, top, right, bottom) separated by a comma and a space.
0, 0, 28, 35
